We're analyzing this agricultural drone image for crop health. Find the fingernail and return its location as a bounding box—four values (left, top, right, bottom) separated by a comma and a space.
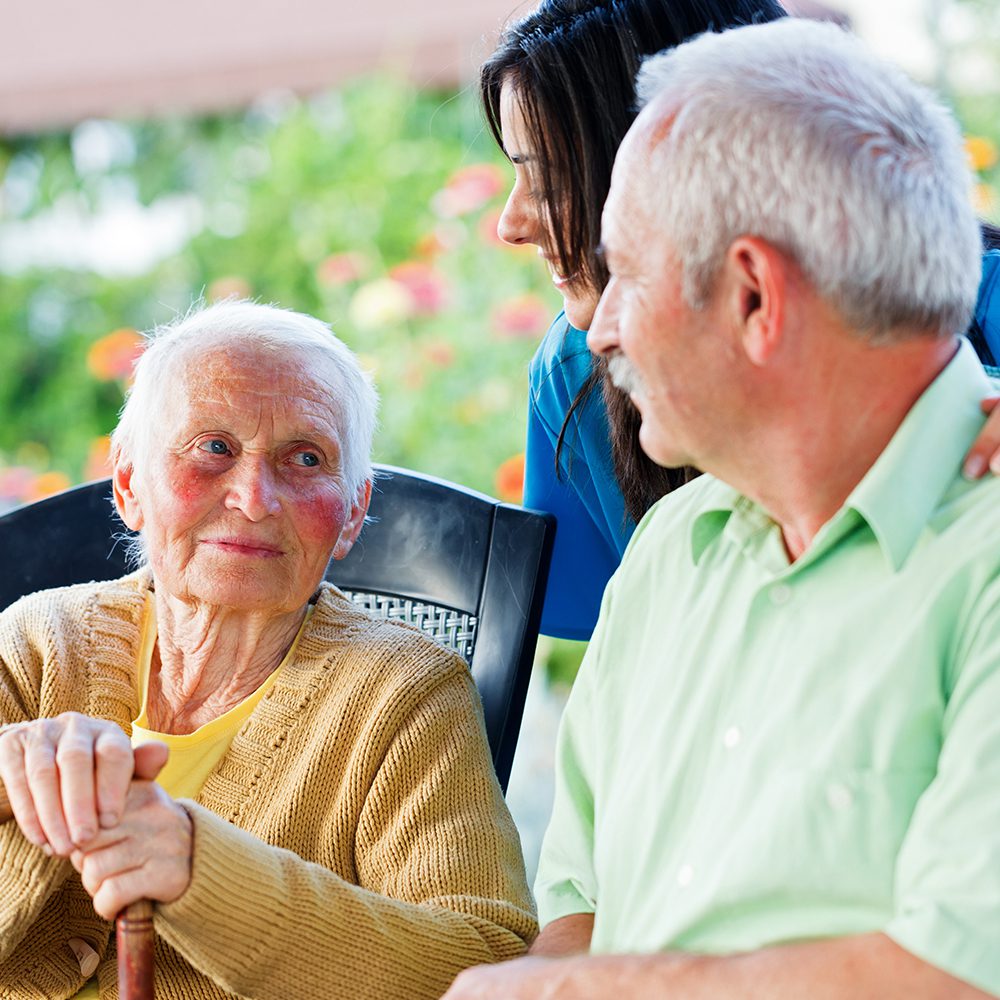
41, 843, 53, 857
74, 826, 96, 844
964, 454, 987, 479
68, 938, 100, 977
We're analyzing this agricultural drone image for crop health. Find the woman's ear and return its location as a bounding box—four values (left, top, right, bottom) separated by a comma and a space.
725, 236, 788, 367
111, 451, 144, 531
332, 478, 373, 561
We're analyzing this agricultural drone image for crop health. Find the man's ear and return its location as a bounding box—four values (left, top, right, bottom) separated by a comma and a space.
724, 236, 788, 367
111, 451, 144, 531
332, 478, 373, 561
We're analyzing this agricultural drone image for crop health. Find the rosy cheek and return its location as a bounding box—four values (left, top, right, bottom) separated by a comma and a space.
289, 486, 350, 549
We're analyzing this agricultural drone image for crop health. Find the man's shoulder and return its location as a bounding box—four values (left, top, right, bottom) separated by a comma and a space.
626, 474, 731, 552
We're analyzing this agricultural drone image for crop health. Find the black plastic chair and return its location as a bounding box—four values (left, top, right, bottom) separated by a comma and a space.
0, 465, 554, 791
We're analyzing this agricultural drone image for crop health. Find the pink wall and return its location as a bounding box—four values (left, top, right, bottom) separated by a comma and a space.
0, 0, 532, 134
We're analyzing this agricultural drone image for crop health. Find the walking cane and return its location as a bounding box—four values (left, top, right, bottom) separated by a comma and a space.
0, 780, 155, 1000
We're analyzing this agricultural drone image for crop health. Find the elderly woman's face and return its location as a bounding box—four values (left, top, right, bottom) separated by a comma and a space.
116, 342, 368, 613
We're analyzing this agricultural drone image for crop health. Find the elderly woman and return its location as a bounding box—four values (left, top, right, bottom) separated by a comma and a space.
0, 301, 535, 999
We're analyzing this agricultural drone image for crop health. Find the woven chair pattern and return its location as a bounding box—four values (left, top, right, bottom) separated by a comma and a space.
342, 589, 479, 664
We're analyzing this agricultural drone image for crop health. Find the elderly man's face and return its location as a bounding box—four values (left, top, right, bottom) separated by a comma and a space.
587, 118, 734, 471
116, 342, 368, 613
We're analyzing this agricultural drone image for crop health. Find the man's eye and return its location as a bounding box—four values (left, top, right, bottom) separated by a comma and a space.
292, 451, 321, 467
198, 439, 232, 456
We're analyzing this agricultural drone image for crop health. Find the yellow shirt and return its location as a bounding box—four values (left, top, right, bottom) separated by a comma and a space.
74, 596, 310, 998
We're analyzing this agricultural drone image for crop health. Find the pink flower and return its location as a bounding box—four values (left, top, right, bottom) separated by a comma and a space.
207, 276, 252, 302
433, 163, 508, 218
389, 261, 450, 317
492, 294, 551, 339
316, 252, 368, 287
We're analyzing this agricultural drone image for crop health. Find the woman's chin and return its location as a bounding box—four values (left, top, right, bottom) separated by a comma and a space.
562, 293, 598, 333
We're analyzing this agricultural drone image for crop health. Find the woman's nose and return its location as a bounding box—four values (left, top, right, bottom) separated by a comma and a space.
497, 178, 540, 248
226, 456, 282, 521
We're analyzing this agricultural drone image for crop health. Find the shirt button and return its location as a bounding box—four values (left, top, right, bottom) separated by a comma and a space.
723, 726, 742, 749
769, 584, 792, 606
826, 782, 853, 811
677, 864, 695, 888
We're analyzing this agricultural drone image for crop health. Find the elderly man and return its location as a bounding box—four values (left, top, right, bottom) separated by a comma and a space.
446, 18, 1000, 1000
0, 301, 535, 999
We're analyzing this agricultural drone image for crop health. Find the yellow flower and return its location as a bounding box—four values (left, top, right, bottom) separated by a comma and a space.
972, 183, 997, 218
966, 136, 998, 173
349, 279, 413, 330
27, 470, 72, 502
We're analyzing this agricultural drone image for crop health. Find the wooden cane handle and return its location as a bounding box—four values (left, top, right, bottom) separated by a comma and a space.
0, 780, 156, 999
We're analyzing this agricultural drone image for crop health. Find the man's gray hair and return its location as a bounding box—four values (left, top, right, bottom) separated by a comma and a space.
112, 299, 378, 495
634, 18, 981, 339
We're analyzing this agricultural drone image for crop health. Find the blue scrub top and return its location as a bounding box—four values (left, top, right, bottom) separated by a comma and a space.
526, 249, 1000, 641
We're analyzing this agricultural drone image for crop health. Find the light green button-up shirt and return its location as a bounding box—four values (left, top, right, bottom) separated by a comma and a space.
535, 340, 1000, 995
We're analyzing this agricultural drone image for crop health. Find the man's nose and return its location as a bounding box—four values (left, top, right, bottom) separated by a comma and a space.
226, 455, 282, 521
586, 281, 621, 357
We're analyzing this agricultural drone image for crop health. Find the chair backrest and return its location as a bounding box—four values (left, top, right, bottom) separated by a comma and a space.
0, 466, 553, 791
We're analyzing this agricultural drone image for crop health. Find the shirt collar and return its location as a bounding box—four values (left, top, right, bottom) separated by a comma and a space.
690, 339, 993, 570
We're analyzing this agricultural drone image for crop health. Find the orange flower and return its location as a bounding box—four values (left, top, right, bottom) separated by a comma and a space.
433, 163, 508, 218
26, 470, 72, 502
423, 339, 456, 368
966, 136, 998, 173
492, 294, 552, 339
495, 453, 525, 504
207, 276, 252, 302
84, 436, 113, 482
389, 261, 450, 316
87, 328, 145, 382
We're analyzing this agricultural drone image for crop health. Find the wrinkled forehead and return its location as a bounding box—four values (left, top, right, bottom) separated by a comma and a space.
154, 334, 348, 437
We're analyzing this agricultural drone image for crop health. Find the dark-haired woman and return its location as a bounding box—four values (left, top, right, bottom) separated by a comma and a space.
481, 0, 1000, 642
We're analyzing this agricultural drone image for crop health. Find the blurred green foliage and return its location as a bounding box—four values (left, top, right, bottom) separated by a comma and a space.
0, 77, 556, 504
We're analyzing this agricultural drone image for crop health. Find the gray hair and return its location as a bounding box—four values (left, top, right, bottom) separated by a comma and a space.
112, 299, 378, 495
633, 18, 981, 339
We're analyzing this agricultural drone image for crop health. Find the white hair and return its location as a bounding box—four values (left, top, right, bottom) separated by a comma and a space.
112, 299, 378, 495
633, 18, 981, 339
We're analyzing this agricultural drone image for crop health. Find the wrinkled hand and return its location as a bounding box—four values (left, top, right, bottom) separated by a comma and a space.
0, 713, 167, 855
963, 397, 1000, 478
444, 957, 585, 1000
70, 779, 193, 920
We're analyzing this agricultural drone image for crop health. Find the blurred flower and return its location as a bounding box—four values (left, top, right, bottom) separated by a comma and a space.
415, 223, 466, 259
492, 294, 551, 339
316, 251, 368, 287
349, 279, 413, 330
433, 163, 507, 218
84, 436, 113, 482
87, 328, 145, 382
973, 183, 997, 218
26, 470, 72, 502
207, 276, 252, 302
402, 362, 426, 389
479, 378, 513, 414
966, 136, 998, 173
495, 453, 525, 504
0, 466, 36, 504
389, 261, 450, 316
356, 353, 381, 378
422, 339, 455, 368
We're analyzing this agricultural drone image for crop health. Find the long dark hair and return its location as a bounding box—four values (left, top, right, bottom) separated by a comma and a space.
482, 0, 787, 523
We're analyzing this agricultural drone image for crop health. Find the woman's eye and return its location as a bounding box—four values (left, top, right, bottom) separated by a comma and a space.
198, 439, 232, 456
292, 451, 321, 467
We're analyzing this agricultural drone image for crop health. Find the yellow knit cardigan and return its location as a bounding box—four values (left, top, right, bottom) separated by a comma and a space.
0, 572, 536, 999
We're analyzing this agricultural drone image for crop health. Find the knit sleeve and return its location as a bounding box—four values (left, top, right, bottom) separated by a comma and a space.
0, 594, 113, 990
155, 665, 537, 999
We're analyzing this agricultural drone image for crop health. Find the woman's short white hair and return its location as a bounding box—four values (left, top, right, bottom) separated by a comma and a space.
634, 18, 981, 340
112, 299, 378, 495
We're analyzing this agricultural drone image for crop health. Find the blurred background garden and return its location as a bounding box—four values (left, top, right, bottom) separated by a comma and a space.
1, 0, 999, 873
